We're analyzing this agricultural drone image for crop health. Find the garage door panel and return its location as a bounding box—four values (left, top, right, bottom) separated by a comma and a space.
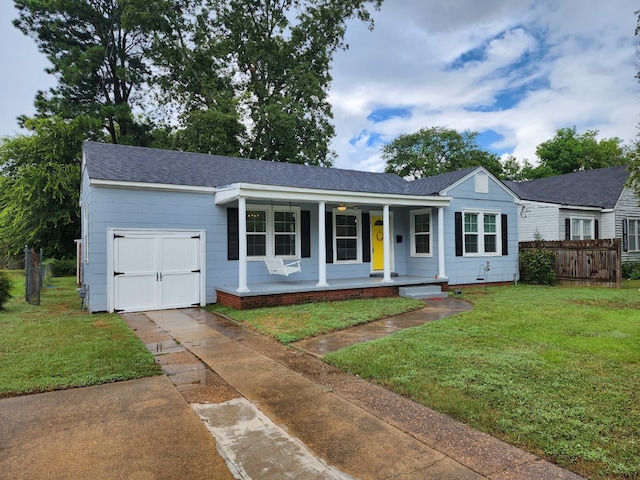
115, 274, 158, 312
162, 237, 199, 272
161, 272, 200, 308
115, 237, 157, 273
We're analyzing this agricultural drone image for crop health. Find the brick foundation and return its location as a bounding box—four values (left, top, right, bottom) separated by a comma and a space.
216, 285, 403, 310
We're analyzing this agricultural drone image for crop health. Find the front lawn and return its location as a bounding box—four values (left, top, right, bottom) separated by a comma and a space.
0, 274, 160, 397
325, 283, 640, 479
208, 297, 425, 343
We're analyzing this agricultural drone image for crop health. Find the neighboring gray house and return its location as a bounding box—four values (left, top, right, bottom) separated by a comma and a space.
80, 142, 519, 312
504, 165, 640, 262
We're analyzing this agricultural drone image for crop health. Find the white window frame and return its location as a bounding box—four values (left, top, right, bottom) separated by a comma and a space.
333, 208, 362, 264
462, 210, 501, 257
410, 208, 433, 257
628, 218, 640, 252
246, 204, 301, 260
570, 216, 594, 240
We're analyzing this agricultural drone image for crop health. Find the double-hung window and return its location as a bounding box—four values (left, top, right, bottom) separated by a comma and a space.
463, 211, 500, 256
629, 219, 640, 252
246, 205, 300, 258
410, 209, 432, 256
570, 218, 593, 240
334, 209, 361, 262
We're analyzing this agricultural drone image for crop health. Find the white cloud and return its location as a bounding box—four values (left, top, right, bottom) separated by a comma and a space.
330, 0, 640, 170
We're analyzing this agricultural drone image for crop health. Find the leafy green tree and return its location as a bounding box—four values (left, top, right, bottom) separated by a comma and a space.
382, 126, 504, 179
627, 134, 640, 202
139, 0, 244, 156
533, 126, 628, 178
13, 0, 156, 144
209, 0, 382, 165
0, 116, 93, 258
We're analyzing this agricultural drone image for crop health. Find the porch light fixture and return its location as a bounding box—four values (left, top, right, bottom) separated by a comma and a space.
337, 204, 347, 211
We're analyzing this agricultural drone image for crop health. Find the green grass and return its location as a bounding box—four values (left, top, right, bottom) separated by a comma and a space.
324, 283, 640, 479
0, 273, 160, 397
207, 297, 425, 343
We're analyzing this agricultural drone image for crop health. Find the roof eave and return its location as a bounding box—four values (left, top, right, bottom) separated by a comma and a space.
214, 183, 452, 207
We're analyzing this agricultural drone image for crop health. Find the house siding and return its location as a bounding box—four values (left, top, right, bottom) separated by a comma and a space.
616, 188, 640, 262
516, 201, 560, 241
441, 173, 519, 285
83, 185, 226, 312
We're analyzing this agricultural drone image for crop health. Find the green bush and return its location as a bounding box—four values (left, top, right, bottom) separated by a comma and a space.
520, 248, 557, 285
47, 259, 77, 277
0, 270, 14, 309
622, 260, 640, 280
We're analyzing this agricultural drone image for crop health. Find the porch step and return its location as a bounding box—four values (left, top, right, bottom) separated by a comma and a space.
399, 285, 448, 300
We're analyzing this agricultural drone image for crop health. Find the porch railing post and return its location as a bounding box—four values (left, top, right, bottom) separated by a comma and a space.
438, 207, 446, 278
237, 196, 250, 293
317, 202, 328, 286
382, 205, 392, 282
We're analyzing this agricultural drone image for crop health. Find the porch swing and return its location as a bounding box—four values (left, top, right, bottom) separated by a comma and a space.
263, 201, 302, 276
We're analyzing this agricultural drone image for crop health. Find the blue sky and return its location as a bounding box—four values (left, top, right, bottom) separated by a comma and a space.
1, 0, 638, 172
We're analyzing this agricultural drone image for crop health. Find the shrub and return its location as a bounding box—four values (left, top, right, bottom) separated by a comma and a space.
48, 259, 77, 277
520, 248, 556, 285
0, 270, 14, 309
622, 260, 640, 280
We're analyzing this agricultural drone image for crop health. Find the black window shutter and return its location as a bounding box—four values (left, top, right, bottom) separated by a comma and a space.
455, 212, 463, 257
565, 218, 571, 240
594, 219, 599, 240
227, 208, 239, 261
501, 214, 508, 256
325, 211, 333, 263
623, 219, 628, 252
362, 212, 371, 263
301, 210, 311, 258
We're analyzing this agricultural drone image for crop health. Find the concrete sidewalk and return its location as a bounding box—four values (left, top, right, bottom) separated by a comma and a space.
140, 308, 584, 480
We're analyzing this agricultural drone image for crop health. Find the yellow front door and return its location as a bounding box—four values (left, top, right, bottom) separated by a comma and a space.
372, 216, 384, 270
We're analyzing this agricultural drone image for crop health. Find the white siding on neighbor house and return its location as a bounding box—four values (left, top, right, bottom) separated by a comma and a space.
616, 187, 640, 262
599, 211, 616, 239
516, 201, 560, 241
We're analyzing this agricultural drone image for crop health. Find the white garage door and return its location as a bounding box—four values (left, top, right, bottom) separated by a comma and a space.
111, 230, 203, 312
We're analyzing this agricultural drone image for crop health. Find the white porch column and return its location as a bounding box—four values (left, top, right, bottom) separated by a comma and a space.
438, 206, 446, 279
383, 204, 393, 283
317, 202, 328, 286
237, 197, 250, 293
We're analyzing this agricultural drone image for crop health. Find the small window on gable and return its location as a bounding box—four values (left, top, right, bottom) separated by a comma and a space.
475, 173, 489, 194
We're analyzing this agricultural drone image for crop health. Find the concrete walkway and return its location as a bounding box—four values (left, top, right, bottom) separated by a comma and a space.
293, 297, 473, 356
134, 307, 585, 480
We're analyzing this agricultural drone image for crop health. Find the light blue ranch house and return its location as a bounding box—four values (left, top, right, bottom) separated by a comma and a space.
80, 142, 520, 312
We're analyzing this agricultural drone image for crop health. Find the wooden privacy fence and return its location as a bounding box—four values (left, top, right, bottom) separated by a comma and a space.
519, 239, 621, 288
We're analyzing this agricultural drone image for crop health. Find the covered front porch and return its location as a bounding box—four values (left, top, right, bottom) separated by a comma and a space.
216, 275, 449, 309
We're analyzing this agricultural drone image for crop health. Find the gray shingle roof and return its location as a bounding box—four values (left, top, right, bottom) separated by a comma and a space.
404, 167, 480, 195
504, 165, 630, 209
83, 141, 413, 195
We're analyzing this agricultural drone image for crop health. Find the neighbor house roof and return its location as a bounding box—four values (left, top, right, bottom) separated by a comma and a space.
503, 165, 630, 209
83, 141, 412, 195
